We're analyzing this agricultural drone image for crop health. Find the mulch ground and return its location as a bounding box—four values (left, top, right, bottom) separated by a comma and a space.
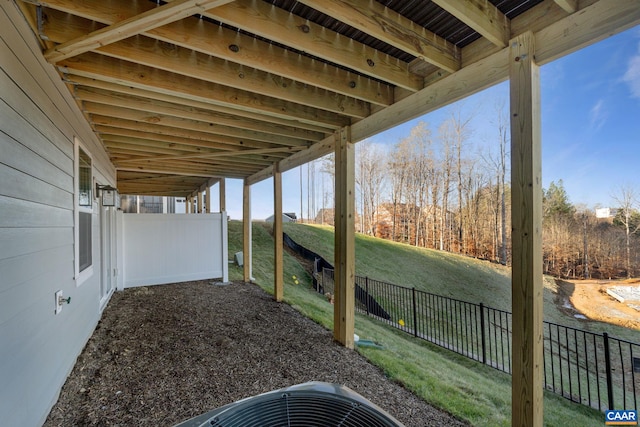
44, 280, 468, 426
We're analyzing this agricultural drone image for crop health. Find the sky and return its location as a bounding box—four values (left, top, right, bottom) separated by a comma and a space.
218, 25, 640, 221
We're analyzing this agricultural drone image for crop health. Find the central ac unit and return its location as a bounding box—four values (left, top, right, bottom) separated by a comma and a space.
174, 381, 405, 427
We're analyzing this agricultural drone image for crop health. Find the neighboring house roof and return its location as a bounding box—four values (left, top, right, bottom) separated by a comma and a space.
265, 213, 297, 222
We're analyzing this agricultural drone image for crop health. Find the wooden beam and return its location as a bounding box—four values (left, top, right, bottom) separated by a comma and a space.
82, 35, 371, 117
58, 52, 349, 129
246, 0, 640, 183
113, 157, 267, 175
510, 31, 543, 427
197, 190, 204, 213
67, 74, 336, 134
112, 147, 304, 164
205, 181, 212, 213
192, 0, 423, 91
246, 48, 508, 184
44, 0, 234, 63
245, 164, 275, 186
75, 86, 323, 143
91, 117, 289, 150
431, 0, 509, 47
115, 165, 223, 178
219, 178, 226, 212
82, 102, 316, 147
273, 162, 284, 302
247, 137, 335, 185
553, 0, 578, 13
534, 0, 640, 66
243, 179, 252, 283
297, 0, 460, 73
333, 126, 355, 349
97, 126, 253, 152
41, 4, 394, 105
114, 156, 275, 173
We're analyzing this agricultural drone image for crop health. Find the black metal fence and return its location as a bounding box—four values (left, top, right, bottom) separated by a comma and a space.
321, 268, 639, 413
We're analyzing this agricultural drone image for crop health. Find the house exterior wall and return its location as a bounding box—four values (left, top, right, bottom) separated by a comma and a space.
0, 3, 117, 426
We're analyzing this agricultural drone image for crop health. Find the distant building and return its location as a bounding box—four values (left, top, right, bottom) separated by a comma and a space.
375, 202, 422, 241
265, 212, 297, 223
120, 195, 177, 213
313, 208, 362, 231
596, 207, 618, 219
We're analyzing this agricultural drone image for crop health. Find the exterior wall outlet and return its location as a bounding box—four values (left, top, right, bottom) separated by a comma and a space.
55, 290, 63, 315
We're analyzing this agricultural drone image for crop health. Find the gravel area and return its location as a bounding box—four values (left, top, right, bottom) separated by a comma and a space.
44, 280, 467, 426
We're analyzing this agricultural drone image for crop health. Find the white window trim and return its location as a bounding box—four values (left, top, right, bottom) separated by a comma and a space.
74, 137, 94, 286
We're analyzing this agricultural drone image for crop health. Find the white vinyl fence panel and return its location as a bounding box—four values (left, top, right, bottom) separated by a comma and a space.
122, 213, 228, 288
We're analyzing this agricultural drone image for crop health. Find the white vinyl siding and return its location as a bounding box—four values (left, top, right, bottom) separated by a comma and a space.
0, 3, 116, 426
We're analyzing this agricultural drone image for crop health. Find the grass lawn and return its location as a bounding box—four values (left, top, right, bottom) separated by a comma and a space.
227, 221, 610, 426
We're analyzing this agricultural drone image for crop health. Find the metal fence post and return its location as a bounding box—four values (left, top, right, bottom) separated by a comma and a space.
365, 276, 370, 316
480, 303, 487, 365
603, 332, 614, 410
412, 288, 418, 338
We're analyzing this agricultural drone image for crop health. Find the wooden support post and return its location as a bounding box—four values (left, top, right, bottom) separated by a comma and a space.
205, 180, 212, 213
273, 163, 284, 301
186, 196, 191, 214
197, 190, 204, 213
333, 126, 355, 349
510, 31, 543, 427
219, 178, 226, 212
242, 179, 252, 283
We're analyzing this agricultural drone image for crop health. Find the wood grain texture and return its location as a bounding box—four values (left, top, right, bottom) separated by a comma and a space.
243, 180, 252, 283
333, 127, 355, 349
219, 179, 226, 213
273, 163, 284, 302
41, 3, 393, 105
58, 52, 350, 128
44, 0, 234, 63
297, 0, 460, 72
207, 0, 422, 91
432, 0, 509, 47
509, 31, 543, 427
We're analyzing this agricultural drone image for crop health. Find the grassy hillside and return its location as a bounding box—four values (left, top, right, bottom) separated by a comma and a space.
281, 223, 637, 341
283, 223, 513, 309
225, 220, 610, 426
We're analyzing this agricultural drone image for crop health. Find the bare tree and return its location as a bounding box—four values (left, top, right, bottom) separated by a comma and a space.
320, 153, 335, 224
482, 101, 510, 263
388, 138, 411, 242
356, 141, 387, 235
575, 205, 591, 279
437, 119, 456, 251
446, 109, 473, 253
611, 184, 640, 278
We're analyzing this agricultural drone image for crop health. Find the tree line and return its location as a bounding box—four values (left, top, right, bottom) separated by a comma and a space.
303, 109, 639, 280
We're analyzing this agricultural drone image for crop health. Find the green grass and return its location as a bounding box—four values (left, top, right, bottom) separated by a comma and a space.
281, 223, 638, 341
226, 221, 616, 426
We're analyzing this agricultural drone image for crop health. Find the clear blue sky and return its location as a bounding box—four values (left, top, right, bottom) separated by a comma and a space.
221, 25, 640, 221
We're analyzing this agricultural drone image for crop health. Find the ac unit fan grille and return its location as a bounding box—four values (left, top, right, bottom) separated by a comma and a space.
175, 382, 404, 427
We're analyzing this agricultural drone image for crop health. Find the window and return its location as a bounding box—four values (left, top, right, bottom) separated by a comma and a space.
75, 140, 93, 284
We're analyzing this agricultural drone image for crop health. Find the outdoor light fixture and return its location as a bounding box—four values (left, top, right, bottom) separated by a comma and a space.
95, 183, 119, 207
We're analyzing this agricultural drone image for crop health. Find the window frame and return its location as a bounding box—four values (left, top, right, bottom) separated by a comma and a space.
74, 138, 94, 285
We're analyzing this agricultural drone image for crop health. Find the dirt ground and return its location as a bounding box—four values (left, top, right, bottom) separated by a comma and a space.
556, 278, 640, 330
44, 280, 467, 427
